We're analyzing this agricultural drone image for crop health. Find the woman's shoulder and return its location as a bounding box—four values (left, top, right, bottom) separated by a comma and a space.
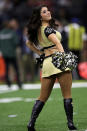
41, 26, 56, 38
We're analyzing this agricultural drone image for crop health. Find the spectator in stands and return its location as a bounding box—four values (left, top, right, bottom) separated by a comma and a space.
22, 27, 35, 82
0, 19, 22, 88
64, 18, 86, 79
9, 18, 24, 82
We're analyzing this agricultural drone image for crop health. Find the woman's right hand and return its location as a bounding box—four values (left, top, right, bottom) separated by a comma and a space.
26, 40, 44, 56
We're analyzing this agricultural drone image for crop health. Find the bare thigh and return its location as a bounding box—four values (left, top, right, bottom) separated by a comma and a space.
38, 75, 56, 102
57, 71, 72, 99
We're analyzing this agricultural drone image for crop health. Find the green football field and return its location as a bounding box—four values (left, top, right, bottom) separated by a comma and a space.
0, 85, 87, 131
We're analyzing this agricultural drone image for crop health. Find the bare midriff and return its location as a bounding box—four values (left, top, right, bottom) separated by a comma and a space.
44, 46, 59, 56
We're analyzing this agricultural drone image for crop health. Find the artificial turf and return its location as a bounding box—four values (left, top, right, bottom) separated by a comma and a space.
0, 87, 87, 131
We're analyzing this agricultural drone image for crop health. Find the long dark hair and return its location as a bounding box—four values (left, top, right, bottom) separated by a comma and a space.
27, 5, 58, 46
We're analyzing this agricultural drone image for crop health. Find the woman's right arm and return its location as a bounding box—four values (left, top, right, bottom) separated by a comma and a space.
26, 40, 43, 56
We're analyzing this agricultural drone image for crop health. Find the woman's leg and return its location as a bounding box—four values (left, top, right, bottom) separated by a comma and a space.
57, 71, 77, 130
27, 76, 56, 131
38, 75, 56, 102
57, 71, 72, 99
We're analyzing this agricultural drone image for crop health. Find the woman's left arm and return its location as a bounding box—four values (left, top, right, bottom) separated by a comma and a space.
48, 33, 64, 52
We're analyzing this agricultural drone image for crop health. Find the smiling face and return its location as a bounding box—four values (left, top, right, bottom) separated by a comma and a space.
40, 7, 51, 22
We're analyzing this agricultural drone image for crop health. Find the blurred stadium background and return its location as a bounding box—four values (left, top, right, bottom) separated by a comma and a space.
0, 0, 87, 131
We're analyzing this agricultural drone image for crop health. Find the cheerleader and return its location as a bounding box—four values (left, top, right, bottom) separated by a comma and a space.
26, 5, 77, 131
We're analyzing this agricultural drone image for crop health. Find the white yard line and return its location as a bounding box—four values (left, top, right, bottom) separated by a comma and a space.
0, 82, 87, 94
